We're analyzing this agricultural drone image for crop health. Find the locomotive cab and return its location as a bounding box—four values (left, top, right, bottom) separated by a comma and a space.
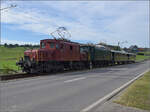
16, 49, 39, 73
40, 39, 60, 50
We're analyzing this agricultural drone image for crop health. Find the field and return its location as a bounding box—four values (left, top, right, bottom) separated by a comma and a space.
136, 54, 150, 62
114, 71, 150, 110
0, 46, 27, 74
138, 51, 150, 55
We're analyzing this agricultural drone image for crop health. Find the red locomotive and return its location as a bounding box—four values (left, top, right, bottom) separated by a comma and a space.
17, 39, 88, 73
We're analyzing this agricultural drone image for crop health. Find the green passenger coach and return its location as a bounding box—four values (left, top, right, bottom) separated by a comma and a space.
80, 44, 136, 68
80, 45, 112, 68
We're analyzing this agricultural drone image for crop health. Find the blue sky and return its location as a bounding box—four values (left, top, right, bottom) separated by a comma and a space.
1, 1, 149, 47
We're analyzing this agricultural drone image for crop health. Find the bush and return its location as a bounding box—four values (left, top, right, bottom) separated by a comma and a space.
137, 52, 144, 55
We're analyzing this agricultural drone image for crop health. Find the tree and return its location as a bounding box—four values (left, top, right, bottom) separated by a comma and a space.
14, 44, 19, 47
4, 43, 8, 47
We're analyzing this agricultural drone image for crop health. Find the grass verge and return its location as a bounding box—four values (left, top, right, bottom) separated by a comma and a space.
136, 55, 150, 62
114, 70, 150, 110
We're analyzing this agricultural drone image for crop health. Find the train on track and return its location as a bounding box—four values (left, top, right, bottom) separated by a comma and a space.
17, 39, 136, 73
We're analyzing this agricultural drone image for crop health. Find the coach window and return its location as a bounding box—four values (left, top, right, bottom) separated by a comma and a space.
50, 43, 54, 48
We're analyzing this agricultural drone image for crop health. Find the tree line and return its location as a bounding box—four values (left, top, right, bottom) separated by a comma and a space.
2, 43, 40, 48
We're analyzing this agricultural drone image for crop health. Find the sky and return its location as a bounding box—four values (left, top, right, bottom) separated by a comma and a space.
1, 1, 149, 48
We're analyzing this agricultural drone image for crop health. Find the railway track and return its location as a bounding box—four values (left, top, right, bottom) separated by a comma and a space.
1, 59, 148, 81
0, 69, 89, 81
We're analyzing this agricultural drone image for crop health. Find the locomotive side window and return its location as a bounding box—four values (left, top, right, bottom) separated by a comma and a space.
50, 43, 54, 48
41, 42, 45, 48
56, 44, 59, 49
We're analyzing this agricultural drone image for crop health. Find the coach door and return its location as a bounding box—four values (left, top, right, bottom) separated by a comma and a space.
90, 47, 94, 61
127, 54, 129, 61
112, 52, 115, 61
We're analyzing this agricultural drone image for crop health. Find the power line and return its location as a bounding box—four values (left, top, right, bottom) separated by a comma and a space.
0, 4, 17, 11
0, 4, 17, 45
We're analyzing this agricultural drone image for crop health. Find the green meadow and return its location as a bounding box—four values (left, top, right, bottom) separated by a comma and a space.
0, 46, 26, 74
136, 55, 150, 62
136, 52, 150, 62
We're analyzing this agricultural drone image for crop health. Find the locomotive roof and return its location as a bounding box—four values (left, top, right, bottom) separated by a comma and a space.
41, 39, 81, 45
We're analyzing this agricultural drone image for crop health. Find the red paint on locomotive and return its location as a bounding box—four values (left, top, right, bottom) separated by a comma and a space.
24, 39, 87, 62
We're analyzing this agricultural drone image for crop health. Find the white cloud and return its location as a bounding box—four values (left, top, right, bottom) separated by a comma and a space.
1, 1, 149, 47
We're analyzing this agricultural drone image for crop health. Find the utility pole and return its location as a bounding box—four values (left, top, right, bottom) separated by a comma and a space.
0, 4, 17, 45
117, 41, 128, 50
